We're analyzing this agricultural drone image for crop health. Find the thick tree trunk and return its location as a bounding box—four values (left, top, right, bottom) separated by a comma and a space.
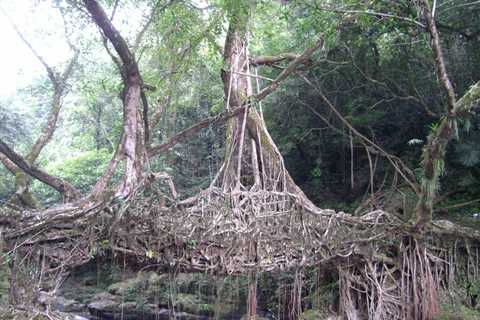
85, 0, 145, 198
220, 21, 250, 190
219, 13, 320, 212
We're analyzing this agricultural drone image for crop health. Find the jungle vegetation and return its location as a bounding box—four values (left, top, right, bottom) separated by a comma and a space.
1, 0, 480, 319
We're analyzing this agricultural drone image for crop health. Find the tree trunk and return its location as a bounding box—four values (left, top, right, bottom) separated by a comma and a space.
12, 88, 71, 207
414, 0, 480, 229
218, 8, 319, 212
85, 0, 145, 198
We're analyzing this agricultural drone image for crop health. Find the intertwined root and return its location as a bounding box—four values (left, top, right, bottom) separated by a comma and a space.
3, 120, 480, 319
4, 181, 480, 320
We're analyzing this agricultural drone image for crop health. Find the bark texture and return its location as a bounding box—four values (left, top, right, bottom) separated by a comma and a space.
414, 0, 480, 229
85, 0, 145, 197
218, 10, 322, 212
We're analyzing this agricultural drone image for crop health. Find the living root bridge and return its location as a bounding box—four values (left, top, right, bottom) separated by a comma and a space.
2, 183, 480, 319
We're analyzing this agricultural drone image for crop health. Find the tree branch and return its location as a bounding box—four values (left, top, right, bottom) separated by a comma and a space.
109, 0, 120, 21
310, 4, 425, 29
417, 0, 457, 114
253, 36, 324, 102
0, 5, 80, 207
413, 0, 480, 230
437, 22, 480, 41
27, 51, 80, 165
299, 74, 419, 195
85, 0, 136, 72
0, 153, 19, 175
455, 81, 480, 113
149, 96, 170, 132
0, 139, 81, 201
148, 105, 249, 157
133, 0, 174, 51
249, 53, 300, 66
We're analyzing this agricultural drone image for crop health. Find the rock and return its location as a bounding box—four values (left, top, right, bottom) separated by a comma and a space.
87, 290, 206, 320
51, 296, 85, 313
37, 291, 54, 305
91, 291, 118, 302
36, 291, 84, 313
0, 306, 90, 320
57, 271, 226, 320
107, 277, 141, 296
86, 290, 214, 320
174, 293, 214, 316
106, 271, 165, 297
88, 292, 120, 318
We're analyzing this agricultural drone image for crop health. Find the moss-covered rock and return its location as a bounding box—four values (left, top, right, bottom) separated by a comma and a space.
107, 274, 147, 296
88, 272, 219, 319
174, 293, 214, 316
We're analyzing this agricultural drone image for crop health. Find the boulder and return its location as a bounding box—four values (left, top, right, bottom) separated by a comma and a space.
174, 293, 214, 317
87, 292, 120, 318
51, 296, 85, 313
86, 290, 210, 320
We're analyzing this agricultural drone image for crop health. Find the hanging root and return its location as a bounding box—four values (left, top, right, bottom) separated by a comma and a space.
247, 272, 258, 320
337, 235, 480, 320
288, 268, 303, 320
3, 145, 480, 319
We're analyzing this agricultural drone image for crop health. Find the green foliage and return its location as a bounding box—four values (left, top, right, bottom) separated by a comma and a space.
434, 307, 480, 320
31, 149, 112, 202
0, 104, 30, 146
0, 170, 14, 204
300, 309, 326, 320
